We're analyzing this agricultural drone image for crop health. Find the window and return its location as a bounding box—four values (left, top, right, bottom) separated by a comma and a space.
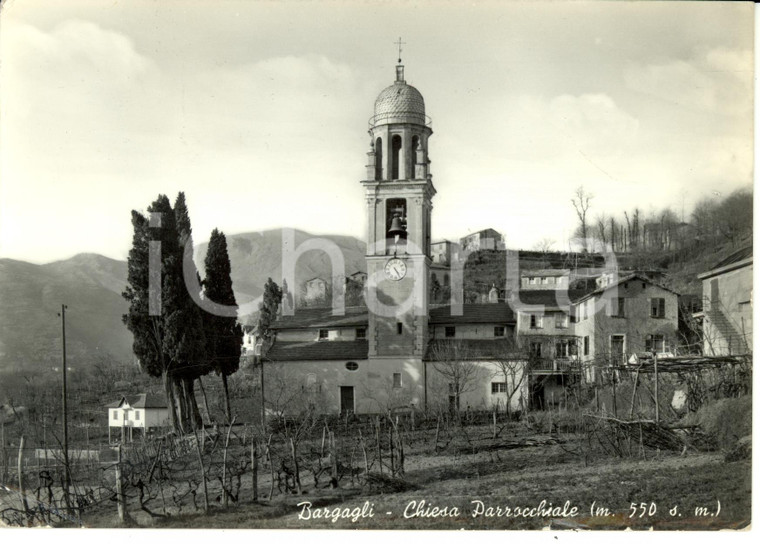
491, 382, 508, 394
610, 335, 625, 362
529, 314, 543, 329
319, 329, 329, 340
650, 298, 665, 318
112, 410, 118, 420
555, 313, 569, 329
135, 411, 140, 421
445, 326, 456, 338
610, 297, 625, 317
397, 322, 403, 335
645, 335, 666, 354
555, 339, 575, 358
530, 342, 542, 358
356, 328, 366, 339
541, 277, 549, 284
393, 373, 402, 388
582, 303, 588, 320
494, 326, 505, 337
529, 277, 537, 285
345, 361, 359, 371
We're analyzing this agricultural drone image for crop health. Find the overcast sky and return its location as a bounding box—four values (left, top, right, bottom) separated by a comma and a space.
0, 0, 753, 264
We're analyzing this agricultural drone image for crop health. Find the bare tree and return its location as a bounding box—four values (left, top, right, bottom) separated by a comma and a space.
490, 340, 529, 417
595, 214, 608, 247
429, 341, 481, 415
532, 237, 556, 253
571, 186, 593, 252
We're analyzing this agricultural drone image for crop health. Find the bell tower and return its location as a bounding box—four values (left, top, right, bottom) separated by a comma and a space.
362, 57, 435, 359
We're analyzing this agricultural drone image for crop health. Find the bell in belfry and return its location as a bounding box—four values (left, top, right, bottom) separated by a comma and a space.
388, 214, 406, 237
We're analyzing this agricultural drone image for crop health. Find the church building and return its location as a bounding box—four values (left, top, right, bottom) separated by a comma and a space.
262, 60, 529, 416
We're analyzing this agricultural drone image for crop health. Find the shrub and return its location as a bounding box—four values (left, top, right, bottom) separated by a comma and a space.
682, 395, 751, 450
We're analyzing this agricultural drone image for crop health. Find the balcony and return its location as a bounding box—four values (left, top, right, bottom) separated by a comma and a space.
530, 357, 580, 374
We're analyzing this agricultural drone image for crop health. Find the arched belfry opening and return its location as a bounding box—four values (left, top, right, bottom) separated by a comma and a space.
385, 198, 407, 253
391, 135, 402, 180
375, 137, 383, 180
411, 135, 420, 179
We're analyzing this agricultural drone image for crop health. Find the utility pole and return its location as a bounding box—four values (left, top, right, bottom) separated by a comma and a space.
58, 304, 71, 496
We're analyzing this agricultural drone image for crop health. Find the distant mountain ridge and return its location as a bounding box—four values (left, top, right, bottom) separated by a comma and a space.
194, 229, 367, 306
0, 229, 366, 374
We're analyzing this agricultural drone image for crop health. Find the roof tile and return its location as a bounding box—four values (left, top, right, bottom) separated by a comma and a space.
266, 340, 368, 362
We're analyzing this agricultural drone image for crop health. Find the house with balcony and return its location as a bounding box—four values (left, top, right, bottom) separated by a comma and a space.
512, 289, 588, 409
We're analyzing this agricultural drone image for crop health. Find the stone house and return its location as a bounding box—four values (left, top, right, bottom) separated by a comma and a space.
460, 229, 503, 252
573, 274, 680, 379
303, 277, 329, 304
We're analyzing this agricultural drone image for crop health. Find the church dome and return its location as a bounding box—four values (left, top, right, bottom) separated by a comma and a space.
372, 79, 426, 127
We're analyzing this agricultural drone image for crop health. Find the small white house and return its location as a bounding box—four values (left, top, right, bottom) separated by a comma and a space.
107, 393, 170, 442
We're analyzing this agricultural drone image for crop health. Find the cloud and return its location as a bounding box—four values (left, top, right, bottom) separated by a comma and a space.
0, 21, 370, 261
441, 91, 640, 181
623, 47, 752, 116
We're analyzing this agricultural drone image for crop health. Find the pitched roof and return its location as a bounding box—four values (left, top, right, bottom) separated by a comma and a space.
265, 340, 368, 362
429, 303, 516, 324
510, 289, 589, 310
271, 306, 368, 330
575, 273, 678, 304
520, 269, 570, 277
424, 339, 524, 362
713, 245, 752, 269
107, 393, 168, 409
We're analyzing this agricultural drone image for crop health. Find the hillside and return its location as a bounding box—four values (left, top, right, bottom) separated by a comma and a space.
0, 255, 133, 374
0, 230, 367, 374
195, 229, 367, 309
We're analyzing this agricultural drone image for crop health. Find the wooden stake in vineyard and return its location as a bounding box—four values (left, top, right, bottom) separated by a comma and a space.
18, 436, 29, 525
192, 430, 209, 514
251, 440, 258, 502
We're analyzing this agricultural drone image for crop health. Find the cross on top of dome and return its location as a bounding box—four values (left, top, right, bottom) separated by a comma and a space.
395, 37, 406, 65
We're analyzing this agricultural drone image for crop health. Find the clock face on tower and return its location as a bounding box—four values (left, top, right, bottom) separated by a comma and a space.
384, 258, 407, 281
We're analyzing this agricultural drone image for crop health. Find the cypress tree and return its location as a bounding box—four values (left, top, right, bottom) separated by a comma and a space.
256, 278, 283, 349
122, 193, 207, 433
202, 229, 243, 422
169, 192, 208, 430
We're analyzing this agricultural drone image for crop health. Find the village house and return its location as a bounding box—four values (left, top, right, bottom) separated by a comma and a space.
573, 274, 680, 381
107, 393, 170, 442
460, 229, 503, 252
520, 269, 571, 291
696, 246, 752, 355
303, 277, 329, 304
431, 240, 455, 265
512, 289, 587, 408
